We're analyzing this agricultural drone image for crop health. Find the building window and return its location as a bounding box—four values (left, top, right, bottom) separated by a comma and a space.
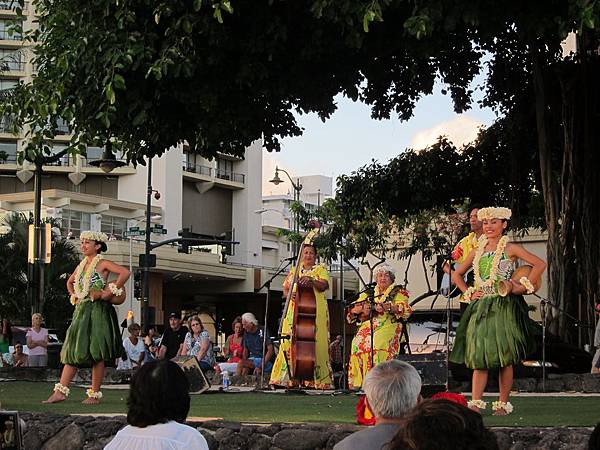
101, 215, 127, 240
61, 210, 91, 238
0, 20, 22, 40
0, 49, 23, 71
216, 158, 233, 180
0, 140, 16, 163
45, 143, 70, 166
0, 79, 17, 91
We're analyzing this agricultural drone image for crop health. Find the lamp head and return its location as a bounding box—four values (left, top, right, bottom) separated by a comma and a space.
269, 168, 283, 185
89, 142, 126, 173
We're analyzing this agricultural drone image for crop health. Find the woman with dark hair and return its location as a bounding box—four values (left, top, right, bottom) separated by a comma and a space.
0, 318, 12, 356
216, 317, 244, 374
105, 360, 208, 449
386, 399, 499, 450
44, 231, 130, 404
449, 207, 545, 416
270, 243, 333, 389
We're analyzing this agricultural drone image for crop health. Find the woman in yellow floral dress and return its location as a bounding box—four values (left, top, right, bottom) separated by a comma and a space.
347, 265, 412, 389
270, 244, 333, 389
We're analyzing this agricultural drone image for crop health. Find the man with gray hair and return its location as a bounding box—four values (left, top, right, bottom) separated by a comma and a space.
237, 312, 274, 376
333, 360, 422, 450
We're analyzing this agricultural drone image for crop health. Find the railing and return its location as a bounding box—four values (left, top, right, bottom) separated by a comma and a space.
0, 115, 16, 133
215, 169, 245, 184
44, 155, 70, 166
182, 161, 212, 176
0, 1, 27, 12
82, 158, 128, 167
0, 30, 21, 41
0, 60, 24, 71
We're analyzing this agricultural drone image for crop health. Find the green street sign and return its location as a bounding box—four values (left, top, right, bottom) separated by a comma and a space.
125, 230, 146, 237
128, 226, 140, 231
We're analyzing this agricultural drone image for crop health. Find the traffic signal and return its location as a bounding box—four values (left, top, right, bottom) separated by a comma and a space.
133, 271, 142, 299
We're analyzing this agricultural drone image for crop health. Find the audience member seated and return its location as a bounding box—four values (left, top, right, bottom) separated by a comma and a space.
104, 359, 209, 449
386, 399, 499, 450
333, 360, 422, 450
0, 318, 12, 366
117, 323, 146, 370
236, 312, 274, 377
181, 315, 215, 373
11, 342, 28, 367
143, 326, 161, 362
27, 313, 48, 367
216, 317, 244, 374
158, 312, 189, 360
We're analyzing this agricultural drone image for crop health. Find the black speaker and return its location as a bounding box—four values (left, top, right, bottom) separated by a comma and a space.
396, 353, 447, 393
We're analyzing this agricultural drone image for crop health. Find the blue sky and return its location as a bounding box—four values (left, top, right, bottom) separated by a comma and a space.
262, 80, 498, 196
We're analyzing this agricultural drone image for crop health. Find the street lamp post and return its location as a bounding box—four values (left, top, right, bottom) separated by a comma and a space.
26, 143, 124, 315
269, 166, 302, 255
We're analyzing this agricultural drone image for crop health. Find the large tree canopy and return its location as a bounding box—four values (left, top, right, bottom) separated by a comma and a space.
2, 0, 599, 345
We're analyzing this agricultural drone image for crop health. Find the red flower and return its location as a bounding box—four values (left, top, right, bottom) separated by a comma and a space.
356, 395, 376, 425
430, 391, 468, 406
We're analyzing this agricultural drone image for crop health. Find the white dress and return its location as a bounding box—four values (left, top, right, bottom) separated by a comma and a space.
104, 421, 208, 450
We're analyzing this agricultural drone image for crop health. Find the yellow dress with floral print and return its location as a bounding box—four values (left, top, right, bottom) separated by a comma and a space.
269, 264, 333, 389
348, 284, 412, 389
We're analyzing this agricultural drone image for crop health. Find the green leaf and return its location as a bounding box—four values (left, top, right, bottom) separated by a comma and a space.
105, 84, 116, 104
193, 0, 203, 11
113, 74, 126, 90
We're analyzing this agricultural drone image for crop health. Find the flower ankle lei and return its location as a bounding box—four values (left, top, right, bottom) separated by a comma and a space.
467, 399, 487, 409
53, 383, 70, 397
492, 400, 513, 414
86, 388, 103, 399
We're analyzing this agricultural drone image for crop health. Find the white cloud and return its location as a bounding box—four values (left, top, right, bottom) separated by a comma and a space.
410, 115, 484, 150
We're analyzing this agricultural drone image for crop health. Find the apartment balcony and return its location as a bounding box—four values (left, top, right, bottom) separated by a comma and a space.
0, 29, 21, 41
0, 1, 26, 18
182, 161, 245, 190
0, 59, 24, 77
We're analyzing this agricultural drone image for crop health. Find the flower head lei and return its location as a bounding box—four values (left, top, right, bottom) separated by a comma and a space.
477, 207, 512, 221
80, 230, 108, 243
473, 235, 509, 289
71, 254, 103, 305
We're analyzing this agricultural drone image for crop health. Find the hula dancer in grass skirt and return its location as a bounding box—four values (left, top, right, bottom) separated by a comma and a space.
44, 231, 130, 405
449, 207, 546, 416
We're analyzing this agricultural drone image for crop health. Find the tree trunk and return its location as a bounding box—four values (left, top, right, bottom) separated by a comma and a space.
532, 43, 600, 347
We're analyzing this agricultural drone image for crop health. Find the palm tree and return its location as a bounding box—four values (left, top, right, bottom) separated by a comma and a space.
0, 212, 80, 327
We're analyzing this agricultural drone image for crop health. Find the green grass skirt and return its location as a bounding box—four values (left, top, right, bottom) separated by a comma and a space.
60, 299, 122, 367
449, 294, 535, 370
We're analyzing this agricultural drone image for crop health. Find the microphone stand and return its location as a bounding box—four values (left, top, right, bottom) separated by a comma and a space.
255, 258, 293, 390
532, 293, 591, 392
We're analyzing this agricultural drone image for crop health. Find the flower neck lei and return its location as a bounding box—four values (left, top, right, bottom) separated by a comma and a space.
375, 283, 396, 301
473, 235, 509, 288
72, 254, 103, 303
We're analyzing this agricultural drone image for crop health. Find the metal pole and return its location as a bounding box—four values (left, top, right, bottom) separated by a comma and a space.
29, 161, 43, 315
340, 254, 346, 389
129, 235, 133, 313
143, 157, 152, 330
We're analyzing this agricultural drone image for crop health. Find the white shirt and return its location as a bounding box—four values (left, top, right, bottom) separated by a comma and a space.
117, 337, 146, 370
104, 421, 208, 450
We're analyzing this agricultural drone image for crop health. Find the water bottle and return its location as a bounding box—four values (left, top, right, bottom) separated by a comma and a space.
222, 371, 230, 391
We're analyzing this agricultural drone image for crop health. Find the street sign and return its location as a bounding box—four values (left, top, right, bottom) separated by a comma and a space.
153, 224, 163, 229
149, 227, 168, 234
124, 230, 146, 237
128, 226, 140, 231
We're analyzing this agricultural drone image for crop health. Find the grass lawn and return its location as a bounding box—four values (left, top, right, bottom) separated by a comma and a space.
1, 381, 599, 427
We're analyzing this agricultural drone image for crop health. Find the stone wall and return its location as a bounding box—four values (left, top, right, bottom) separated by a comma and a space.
18, 412, 595, 450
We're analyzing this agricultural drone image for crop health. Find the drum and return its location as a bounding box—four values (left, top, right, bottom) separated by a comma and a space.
497, 265, 541, 296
